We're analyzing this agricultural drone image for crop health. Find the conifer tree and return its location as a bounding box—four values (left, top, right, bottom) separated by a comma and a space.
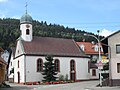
42, 55, 57, 82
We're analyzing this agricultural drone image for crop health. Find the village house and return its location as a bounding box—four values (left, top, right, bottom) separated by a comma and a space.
0, 48, 7, 84
76, 42, 104, 80
105, 30, 120, 86
8, 11, 92, 84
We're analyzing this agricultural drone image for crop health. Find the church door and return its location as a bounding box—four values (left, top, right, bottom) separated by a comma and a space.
70, 60, 76, 81
17, 72, 20, 83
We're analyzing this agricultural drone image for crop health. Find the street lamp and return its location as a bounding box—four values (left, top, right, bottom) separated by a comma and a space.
84, 30, 102, 87
101, 42, 111, 86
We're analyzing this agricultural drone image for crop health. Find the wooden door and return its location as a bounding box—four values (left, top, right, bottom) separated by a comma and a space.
17, 72, 20, 83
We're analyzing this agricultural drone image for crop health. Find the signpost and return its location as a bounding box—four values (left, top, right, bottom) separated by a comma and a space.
98, 61, 103, 69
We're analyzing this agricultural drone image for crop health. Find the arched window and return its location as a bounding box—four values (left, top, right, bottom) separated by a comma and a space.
26, 29, 30, 35
54, 59, 60, 72
37, 59, 43, 72
70, 60, 75, 71
18, 60, 19, 68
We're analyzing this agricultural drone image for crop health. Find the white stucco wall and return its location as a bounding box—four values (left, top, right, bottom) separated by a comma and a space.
14, 55, 25, 83
20, 24, 32, 42
25, 56, 44, 82
14, 52, 90, 83
108, 32, 120, 79
23, 56, 90, 82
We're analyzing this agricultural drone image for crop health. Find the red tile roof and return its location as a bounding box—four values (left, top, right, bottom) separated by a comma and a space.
22, 37, 87, 57
76, 42, 103, 55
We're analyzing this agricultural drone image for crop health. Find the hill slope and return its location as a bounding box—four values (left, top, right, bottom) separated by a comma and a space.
0, 18, 104, 50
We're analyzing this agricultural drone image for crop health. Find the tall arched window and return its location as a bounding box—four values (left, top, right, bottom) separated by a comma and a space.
54, 59, 60, 72
18, 60, 19, 68
70, 60, 75, 71
26, 29, 30, 35
37, 59, 43, 72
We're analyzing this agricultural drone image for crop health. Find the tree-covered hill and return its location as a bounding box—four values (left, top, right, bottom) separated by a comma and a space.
0, 18, 104, 50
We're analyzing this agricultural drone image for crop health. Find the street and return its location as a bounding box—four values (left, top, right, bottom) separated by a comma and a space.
1, 80, 120, 90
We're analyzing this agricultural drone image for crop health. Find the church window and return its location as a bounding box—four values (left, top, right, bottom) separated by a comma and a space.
37, 59, 43, 72
54, 59, 60, 72
70, 60, 75, 71
18, 60, 19, 68
26, 29, 30, 35
11, 62, 12, 66
18, 50, 19, 54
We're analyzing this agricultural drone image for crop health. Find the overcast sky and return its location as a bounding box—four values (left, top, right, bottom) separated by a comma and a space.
0, 0, 120, 37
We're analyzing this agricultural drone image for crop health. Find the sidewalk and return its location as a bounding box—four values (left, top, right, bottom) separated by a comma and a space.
1, 80, 120, 90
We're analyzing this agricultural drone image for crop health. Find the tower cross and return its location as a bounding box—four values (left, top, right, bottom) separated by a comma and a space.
25, 2, 28, 14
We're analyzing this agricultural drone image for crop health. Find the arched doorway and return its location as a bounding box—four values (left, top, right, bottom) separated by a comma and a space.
70, 60, 76, 81
17, 72, 20, 83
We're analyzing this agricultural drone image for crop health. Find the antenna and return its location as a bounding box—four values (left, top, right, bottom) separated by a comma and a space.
25, 2, 28, 14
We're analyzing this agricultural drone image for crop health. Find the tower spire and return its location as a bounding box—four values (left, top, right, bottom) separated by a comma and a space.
25, 2, 28, 14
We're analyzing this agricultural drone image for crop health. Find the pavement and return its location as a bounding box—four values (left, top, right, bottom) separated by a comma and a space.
1, 80, 120, 90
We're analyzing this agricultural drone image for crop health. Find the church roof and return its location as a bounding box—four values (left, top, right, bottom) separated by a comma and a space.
21, 37, 87, 57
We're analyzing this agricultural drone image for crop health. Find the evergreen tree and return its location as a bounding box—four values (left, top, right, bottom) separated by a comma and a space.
42, 55, 57, 82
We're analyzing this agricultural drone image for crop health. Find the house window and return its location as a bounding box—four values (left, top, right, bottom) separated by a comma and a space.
54, 59, 60, 72
80, 44, 85, 51
37, 59, 43, 72
116, 45, 120, 53
92, 69, 96, 76
26, 29, 30, 35
117, 63, 120, 73
70, 60, 75, 71
94, 45, 99, 52
18, 60, 19, 68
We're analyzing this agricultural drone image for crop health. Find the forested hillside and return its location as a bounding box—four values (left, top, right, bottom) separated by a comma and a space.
0, 18, 104, 50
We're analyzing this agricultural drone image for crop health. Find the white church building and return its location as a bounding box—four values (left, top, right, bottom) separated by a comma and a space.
9, 11, 92, 84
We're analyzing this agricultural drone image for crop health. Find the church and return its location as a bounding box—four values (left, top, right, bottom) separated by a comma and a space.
10, 11, 92, 84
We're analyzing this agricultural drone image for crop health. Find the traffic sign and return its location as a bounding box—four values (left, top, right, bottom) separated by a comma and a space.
96, 61, 103, 69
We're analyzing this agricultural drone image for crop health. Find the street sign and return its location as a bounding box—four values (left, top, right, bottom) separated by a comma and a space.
96, 61, 103, 69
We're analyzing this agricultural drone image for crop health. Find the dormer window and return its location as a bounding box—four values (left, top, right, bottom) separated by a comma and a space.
80, 44, 85, 51
94, 45, 99, 52
26, 29, 30, 35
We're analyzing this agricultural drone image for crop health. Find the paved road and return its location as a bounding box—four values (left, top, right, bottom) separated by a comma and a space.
1, 80, 120, 90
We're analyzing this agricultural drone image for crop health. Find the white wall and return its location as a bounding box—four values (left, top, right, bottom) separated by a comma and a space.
24, 56, 90, 82
14, 55, 25, 83
108, 32, 120, 79
25, 56, 44, 82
